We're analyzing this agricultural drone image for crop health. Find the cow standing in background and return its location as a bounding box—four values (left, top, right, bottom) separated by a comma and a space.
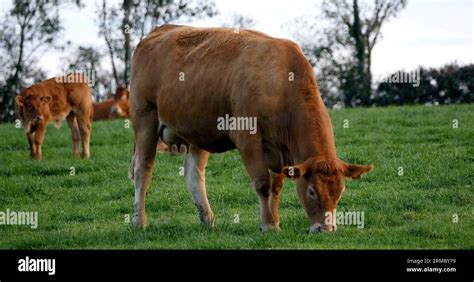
129, 25, 373, 233
15, 74, 93, 160
93, 87, 130, 121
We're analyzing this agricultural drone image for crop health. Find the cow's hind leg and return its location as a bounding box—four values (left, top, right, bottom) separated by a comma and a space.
130, 104, 159, 229
66, 112, 81, 158
184, 144, 215, 226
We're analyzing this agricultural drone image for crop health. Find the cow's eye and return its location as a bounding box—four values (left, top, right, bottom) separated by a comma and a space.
26, 104, 33, 109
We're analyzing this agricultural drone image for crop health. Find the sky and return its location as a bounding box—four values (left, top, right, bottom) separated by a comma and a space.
0, 0, 472, 82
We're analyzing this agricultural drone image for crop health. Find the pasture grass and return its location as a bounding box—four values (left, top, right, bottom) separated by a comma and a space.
0, 104, 472, 249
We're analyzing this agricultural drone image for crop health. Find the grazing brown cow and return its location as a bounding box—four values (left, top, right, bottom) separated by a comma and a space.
92, 87, 130, 121
15, 74, 93, 160
129, 25, 373, 232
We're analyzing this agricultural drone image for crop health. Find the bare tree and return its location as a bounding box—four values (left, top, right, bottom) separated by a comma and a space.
287, 0, 406, 107
97, 0, 218, 88
62, 45, 113, 101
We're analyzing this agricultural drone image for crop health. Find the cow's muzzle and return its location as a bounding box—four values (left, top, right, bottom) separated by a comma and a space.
310, 223, 337, 233
110, 107, 121, 117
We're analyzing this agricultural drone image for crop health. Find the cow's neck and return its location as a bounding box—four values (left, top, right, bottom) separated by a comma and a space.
289, 93, 337, 165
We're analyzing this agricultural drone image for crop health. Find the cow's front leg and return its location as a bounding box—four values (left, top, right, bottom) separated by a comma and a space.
269, 171, 285, 229
184, 144, 215, 226
26, 132, 37, 159
33, 122, 46, 160
234, 134, 279, 232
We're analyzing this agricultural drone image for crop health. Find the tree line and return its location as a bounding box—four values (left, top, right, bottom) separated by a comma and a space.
291, 0, 472, 108
0, 0, 472, 122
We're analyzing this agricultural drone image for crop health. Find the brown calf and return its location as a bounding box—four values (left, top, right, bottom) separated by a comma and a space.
15, 74, 93, 160
93, 87, 130, 121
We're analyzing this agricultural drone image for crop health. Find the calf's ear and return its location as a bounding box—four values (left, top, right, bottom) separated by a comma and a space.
40, 96, 51, 103
282, 163, 308, 180
342, 162, 374, 180
15, 96, 24, 107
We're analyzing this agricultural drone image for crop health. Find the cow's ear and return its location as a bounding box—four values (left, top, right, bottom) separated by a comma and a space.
282, 163, 308, 180
40, 96, 51, 103
342, 162, 373, 180
15, 96, 24, 107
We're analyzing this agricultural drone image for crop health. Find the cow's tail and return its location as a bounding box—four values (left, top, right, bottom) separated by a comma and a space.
128, 142, 136, 182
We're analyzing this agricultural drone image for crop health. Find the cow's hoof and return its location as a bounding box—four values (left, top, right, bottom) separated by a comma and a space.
207, 216, 216, 228
131, 216, 147, 229
260, 224, 280, 233
32, 154, 42, 160
200, 213, 216, 228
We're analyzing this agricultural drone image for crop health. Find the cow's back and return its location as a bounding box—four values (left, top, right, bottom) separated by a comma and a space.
93, 99, 115, 121
131, 25, 317, 152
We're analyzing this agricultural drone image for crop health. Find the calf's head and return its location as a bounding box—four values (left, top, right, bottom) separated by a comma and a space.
110, 87, 130, 118
15, 90, 51, 132
283, 158, 372, 233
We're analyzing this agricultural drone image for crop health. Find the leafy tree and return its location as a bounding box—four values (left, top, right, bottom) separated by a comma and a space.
375, 64, 474, 106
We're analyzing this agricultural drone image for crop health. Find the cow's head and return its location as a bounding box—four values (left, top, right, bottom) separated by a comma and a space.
282, 158, 373, 233
110, 87, 130, 118
15, 90, 51, 132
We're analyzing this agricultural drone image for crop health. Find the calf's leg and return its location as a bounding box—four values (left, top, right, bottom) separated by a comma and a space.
27, 132, 36, 158
76, 112, 91, 159
66, 112, 81, 158
184, 144, 215, 226
33, 122, 46, 160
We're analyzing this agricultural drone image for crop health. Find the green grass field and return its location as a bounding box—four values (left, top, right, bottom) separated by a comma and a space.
0, 104, 472, 249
